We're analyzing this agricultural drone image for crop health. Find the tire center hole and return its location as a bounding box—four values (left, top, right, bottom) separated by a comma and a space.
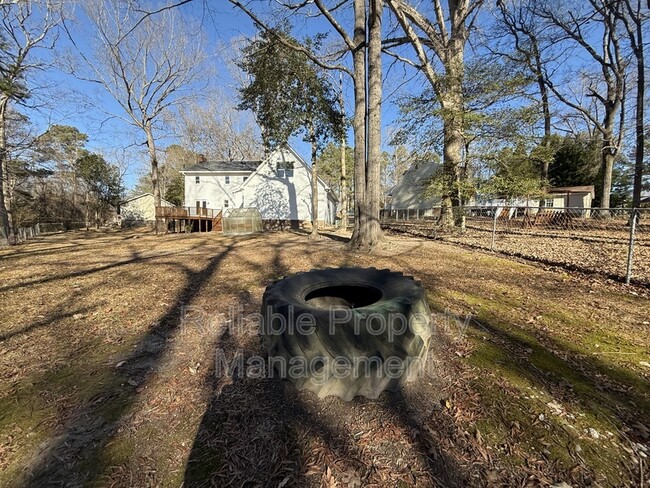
304, 285, 382, 309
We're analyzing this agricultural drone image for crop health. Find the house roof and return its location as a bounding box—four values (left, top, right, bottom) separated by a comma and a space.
181, 160, 260, 173
548, 185, 595, 196
234, 146, 338, 202
122, 192, 174, 206
389, 160, 441, 209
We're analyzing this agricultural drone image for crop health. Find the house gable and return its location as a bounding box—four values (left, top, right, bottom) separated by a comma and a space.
182, 146, 337, 223
389, 160, 441, 210
237, 147, 336, 222
236, 146, 336, 200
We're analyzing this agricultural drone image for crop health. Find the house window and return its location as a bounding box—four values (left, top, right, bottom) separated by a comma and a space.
544, 198, 554, 208
277, 161, 294, 178
195, 176, 200, 184
224, 199, 229, 208
225, 176, 230, 184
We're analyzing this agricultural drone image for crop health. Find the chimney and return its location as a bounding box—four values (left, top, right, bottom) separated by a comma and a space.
197, 154, 207, 163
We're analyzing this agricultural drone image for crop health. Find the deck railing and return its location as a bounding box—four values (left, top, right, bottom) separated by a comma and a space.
155, 206, 221, 219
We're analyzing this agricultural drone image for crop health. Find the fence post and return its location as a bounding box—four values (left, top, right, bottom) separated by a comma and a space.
491, 207, 498, 251
625, 209, 638, 284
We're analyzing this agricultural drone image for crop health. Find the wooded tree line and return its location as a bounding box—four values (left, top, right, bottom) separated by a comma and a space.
1, 0, 647, 249
2, 120, 122, 234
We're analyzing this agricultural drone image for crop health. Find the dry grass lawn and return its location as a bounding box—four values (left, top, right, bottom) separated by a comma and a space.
0, 228, 649, 487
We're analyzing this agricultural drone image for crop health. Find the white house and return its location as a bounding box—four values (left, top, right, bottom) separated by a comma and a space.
182, 147, 337, 226
120, 193, 174, 226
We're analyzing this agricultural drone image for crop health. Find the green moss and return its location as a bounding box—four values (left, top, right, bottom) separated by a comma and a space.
426, 287, 640, 485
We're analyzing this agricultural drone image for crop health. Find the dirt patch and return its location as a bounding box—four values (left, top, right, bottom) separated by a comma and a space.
0, 229, 648, 486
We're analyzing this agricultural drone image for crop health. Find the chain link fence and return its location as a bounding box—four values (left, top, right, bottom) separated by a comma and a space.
381, 206, 649, 286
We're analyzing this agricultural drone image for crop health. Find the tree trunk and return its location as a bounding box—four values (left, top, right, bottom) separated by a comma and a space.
340, 140, 348, 232
350, 0, 383, 250
439, 40, 464, 227
0, 96, 15, 245
535, 47, 552, 181
309, 123, 320, 239
85, 190, 90, 230
631, 14, 644, 208
600, 143, 615, 210
364, 0, 383, 247
599, 92, 620, 210
145, 121, 162, 233
349, 0, 367, 247
339, 77, 349, 233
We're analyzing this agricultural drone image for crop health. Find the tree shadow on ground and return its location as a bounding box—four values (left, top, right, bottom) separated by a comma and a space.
318, 230, 351, 244
183, 340, 468, 487
389, 253, 650, 429
184, 245, 471, 487
18, 241, 237, 487
433, 306, 650, 484
0, 241, 209, 293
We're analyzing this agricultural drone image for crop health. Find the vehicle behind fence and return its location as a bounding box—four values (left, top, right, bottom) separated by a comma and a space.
381, 206, 649, 286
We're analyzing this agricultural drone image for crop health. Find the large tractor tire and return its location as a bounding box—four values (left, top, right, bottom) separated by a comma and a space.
261, 267, 432, 401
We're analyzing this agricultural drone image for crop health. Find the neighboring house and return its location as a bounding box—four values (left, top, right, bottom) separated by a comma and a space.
478, 187, 595, 210
545, 186, 595, 209
120, 193, 174, 226
386, 160, 441, 212
389, 164, 596, 213
182, 146, 337, 226
640, 191, 650, 207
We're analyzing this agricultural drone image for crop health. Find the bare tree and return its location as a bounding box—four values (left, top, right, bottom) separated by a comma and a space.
386, 0, 483, 226
616, 0, 647, 208
172, 96, 262, 161
0, 0, 62, 245
65, 0, 207, 231
537, 0, 627, 210
493, 0, 554, 180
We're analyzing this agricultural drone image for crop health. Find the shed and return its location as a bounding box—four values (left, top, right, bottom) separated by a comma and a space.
546, 186, 595, 209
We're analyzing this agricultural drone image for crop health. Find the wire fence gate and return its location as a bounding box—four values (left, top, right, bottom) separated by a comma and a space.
381, 206, 649, 286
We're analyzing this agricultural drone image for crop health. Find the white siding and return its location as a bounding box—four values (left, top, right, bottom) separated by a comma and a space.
121, 194, 172, 222
239, 150, 333, 222
182, 148, 336, 223
184, 172, 252, 210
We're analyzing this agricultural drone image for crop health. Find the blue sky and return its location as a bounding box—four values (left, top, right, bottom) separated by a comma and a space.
22, 2, 423, 190
17, 1, 632, 193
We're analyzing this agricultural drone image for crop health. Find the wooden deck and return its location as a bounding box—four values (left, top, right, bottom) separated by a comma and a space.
156, 206, 220, 219
155, 206, 222, 233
